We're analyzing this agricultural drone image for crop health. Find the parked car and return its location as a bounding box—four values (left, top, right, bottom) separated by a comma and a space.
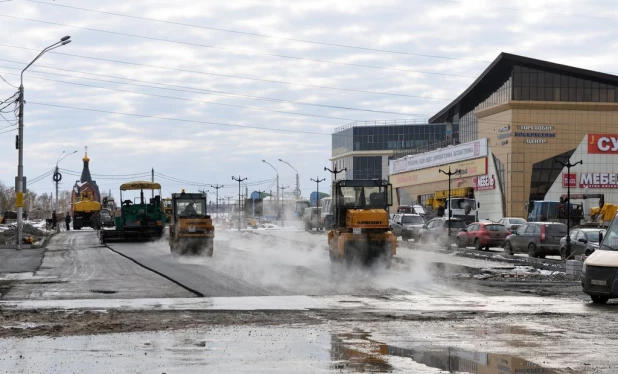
503, 222, 568, 258
456, 222, 510, 251
418, 217, 467, 247
559, 228, 606, 260
390, 213, 425, 241
302, 207, 323, 231
497, 217, 527, 232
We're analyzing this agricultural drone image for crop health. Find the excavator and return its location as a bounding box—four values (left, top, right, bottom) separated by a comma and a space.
168, 190, 214, 256
327, 179, 396, 267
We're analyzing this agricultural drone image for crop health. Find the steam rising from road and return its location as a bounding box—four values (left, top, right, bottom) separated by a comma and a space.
171, 228, 460, 297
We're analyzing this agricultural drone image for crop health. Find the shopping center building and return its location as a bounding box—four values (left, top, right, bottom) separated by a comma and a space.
389, 52, 618, 221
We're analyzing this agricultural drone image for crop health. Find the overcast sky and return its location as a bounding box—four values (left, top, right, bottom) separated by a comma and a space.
0, 0, 616, 201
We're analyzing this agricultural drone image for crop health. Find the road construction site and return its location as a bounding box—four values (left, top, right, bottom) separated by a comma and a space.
0, 227, 616, 373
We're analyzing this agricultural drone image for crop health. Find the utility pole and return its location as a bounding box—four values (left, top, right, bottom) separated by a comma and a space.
439, 166, 461, 249
556, 158, 583, 256
324, 166, 346, 181
279, 185, 289, 227
16, 36, 71, 249
211, 184, 224, 219
310, 177, 325, 207
232, 176, 247, 231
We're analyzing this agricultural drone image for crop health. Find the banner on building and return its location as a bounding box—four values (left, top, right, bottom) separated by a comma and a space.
472, 174, 496, 191
563, 173, 577, 188
391, 157, 487, 187
588, 134, 618, 154
579, 173, 618, 188
390, 138, 488, 175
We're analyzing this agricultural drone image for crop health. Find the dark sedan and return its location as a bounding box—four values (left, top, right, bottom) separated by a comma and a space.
560, 228, 606, 260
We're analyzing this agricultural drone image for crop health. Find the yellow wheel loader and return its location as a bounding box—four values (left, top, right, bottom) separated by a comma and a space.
327, 179, 396, 267
169, 191, 215, 256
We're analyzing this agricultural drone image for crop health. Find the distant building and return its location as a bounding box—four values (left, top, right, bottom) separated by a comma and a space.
72, 149, 101, 206
330, 120, 457, 182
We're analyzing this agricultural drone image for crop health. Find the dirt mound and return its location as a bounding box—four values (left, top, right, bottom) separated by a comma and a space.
0, 224, 50, 245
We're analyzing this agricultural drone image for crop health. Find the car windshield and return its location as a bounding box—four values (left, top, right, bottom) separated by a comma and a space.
446, 220, 466, 228
600, 218, 618, 251
402, 216, 424, 224
485, 224, 507, 232
545, 224, 567, 234
510, 218, 526, 224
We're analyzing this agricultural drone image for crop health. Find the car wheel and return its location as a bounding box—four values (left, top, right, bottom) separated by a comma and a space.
591, 295, 609, 304
474, 238, 481, 251
456, 237, 464, 248
528, 243, 538, 258
504, 241, 514, 256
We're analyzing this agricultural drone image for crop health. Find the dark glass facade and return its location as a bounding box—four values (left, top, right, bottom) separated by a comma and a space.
332, 121, 456, 157
353, 156, 382, 180
513, 66, 618, 102
529, 149, 575, 201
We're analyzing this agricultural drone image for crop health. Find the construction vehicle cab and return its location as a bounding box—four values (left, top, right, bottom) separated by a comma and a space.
169, 191, 214, 256
99, 181, 166, 243
328, 179, 396, 266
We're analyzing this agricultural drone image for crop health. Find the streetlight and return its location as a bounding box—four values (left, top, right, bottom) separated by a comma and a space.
54, 150, 77, 233
279, 159, 300, 199
262, 159, 279, 211
310, 177, 325, 208
439, 166, 461, 249
556, 158, 583, 257
16, 35, 71, 249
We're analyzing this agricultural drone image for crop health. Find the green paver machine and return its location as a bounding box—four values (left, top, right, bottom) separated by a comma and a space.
99, 181, 166, 243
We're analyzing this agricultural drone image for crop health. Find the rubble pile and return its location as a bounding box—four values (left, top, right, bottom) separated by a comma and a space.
0, 224, 50, 245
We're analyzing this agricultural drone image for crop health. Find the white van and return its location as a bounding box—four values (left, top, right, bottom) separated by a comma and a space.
581, 212, 618, 304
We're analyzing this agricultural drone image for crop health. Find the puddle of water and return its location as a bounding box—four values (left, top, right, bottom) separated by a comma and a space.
332, 330, 559, 374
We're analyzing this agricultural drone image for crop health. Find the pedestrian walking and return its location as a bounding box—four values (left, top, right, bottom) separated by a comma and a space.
65, 212, 71, 231
51, 210, 57, 229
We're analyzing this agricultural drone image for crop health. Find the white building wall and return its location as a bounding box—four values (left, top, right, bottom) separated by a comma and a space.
474, 149, 504, 222
545, 134, 618, 207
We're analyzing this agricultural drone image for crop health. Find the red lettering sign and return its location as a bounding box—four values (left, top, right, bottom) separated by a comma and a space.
588, 134, 618, 154
562, 173, 576, 187
473, 175, 495, 191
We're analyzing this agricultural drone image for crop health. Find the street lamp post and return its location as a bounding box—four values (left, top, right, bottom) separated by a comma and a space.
54, 150, 77, 233
16, 36, 71, 249
279, 159, 300, 199
232, 176, 247, 231
262, 160, 279, 207
556, 158, 583, 256
439, 166, 461, 249
279, 185, 289, 227
310, 177, 325, 207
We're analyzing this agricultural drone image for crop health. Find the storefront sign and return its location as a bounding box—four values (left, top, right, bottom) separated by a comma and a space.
391, 138, 488, 174
391, 157, 487, 187
579, 173, 618, 188
588, 134, 618, 154
563, 173, 577, 187
472, 174, 495, 191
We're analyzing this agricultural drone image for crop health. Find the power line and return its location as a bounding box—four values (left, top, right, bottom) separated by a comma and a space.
0, 13, 475, 78
0, 44, 453, 99
29, 101, 343, 136
0, 60, 450, 112
25, 0, 490, 63
0, 71, 361, 122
